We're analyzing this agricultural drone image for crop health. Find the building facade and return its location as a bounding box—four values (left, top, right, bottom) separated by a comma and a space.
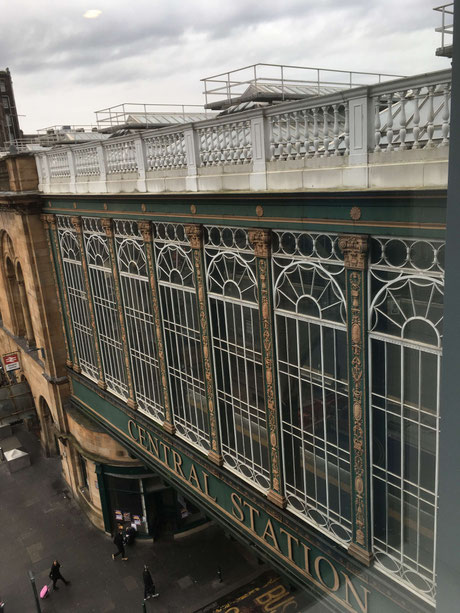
1, 66, 449, 612
0, 69, 21, 149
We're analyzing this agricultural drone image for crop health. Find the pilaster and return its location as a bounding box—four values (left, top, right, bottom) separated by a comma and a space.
185, 224, 223, 466
101, 218, 137, 410
249, 228, 286, 509
43, 214, 78, 371
338, 233, 373, 566
41, 214, 73, 369
71, 216, 105, 387
139, 221, 175, 434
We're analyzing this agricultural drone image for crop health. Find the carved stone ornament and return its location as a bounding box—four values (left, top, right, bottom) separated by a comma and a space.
338, 234, 368, 270
101, 218, 114, 238
71, 216, 82, 232
185, 224, 203, 249
41, 213, 56, 230
249, 228, 271, 258
256, 205, 264, 217
350, 206, 362, 221
139, 220, 152, 242
190, 204, 197, 215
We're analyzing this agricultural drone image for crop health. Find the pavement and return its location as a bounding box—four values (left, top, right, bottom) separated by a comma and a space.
0, 424, 266, 613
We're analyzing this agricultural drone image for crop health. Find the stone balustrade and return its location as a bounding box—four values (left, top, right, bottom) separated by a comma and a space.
35, 69, 451, 195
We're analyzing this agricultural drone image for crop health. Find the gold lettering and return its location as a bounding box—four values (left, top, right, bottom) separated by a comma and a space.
202, 472, 216, 501
231, 493, 244, 522
340, 571, 369, 613
128, 419, 138, 441
278, 598, 298, 612
159, 441, 170, 464
225, 608, 240, 613
138, 427, 147, 448
314, 556, 339, 593
301, 544, 312, 576
262, 518, 280, 551
172, 450, 185, 478
255, 585, 289, 607
264, 596, 298, 612
188, 464, 201, 491
243, 501, 260, 532
280, 528, 299, 562
147, 432, 159, 457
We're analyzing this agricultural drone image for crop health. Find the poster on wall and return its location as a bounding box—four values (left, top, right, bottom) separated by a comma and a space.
115, 510, 122, 521
132, 514, 141, 526
3, 353, 20, 372
123, 512, 131, 522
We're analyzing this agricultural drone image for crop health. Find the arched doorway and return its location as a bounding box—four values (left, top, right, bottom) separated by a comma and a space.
38, 396, 59, 457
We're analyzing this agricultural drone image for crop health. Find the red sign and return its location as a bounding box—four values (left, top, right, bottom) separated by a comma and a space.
3, 353, 20, 371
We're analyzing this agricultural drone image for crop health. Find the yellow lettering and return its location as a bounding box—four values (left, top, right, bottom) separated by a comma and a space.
262, 518, 280, 551
243, 500, 260, 532
202, 472, 216, 501
314, 556, 339, 592
159, 441, 170, 464
172, 450, 185, 478
254, 585, 289, 607
231, 493, 244, 522
147, 432, 159, 457
188, 464, 201, 491
138, 427, 147, 448
128, 419, 138, 441
265, 596, 298, 612
301, 543, 312, 576
340, 571, 369, 613
280, 528, 299, 562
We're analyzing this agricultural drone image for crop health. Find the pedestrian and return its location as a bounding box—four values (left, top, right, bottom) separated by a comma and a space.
112, 529, 128, 561
143, 565, 159, 601
49, 560, 70, 590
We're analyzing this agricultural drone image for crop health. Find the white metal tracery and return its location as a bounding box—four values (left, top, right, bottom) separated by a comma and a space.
83, 219, 128, 399
155, 223, 210, 451
57, 216, 98, 380
369, 236, 444, 604
115, 220, 163, 421
273, 230, 351, 544
205, 226, 270, 490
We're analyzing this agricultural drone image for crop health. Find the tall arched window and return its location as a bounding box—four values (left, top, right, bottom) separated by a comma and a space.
273, 230, 350, 543
57, 217, 98, 380
16, 262, 35, 348
84, 218, 128, 399
5, 256, 25, 337
205, 226, 269, 491
115, 220, 163, 421
155, 223, 209, 451
369, 236, 443, 604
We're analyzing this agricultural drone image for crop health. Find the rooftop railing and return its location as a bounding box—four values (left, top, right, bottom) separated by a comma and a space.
35, 69, 451, 194
201, 63, 405, 108
95, 103, 214, 130
434, 3, 454, 55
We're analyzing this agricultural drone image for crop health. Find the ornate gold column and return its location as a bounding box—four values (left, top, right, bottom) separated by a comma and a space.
338, 233, 373, 566
71, 216, 105, 387
249, 228, 286, 509
42, 214, 77, 371
101, 218, 137, 409
185, 224, 223, 466
139, 221, 174, 434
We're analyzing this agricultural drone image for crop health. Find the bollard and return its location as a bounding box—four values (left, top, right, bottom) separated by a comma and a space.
217, 566, 223, 583
28, 571, 42, 613
142, 602, 147, 612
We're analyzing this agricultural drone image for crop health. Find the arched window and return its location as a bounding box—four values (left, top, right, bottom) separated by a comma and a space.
58, 219, 98, 380
273, 230, 351, 544
5, 256, 25, 336
116, 223, 163, 422
205, 226, 269, 491
155, 224, 209, 451
369, 236, 443, 603
84, 220, 128, 399
16, 262, 35, 348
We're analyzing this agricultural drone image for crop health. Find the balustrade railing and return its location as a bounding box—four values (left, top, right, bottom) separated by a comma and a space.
36, 69, 451, 193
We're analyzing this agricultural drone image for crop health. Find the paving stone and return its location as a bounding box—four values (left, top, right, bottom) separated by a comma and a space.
177, 575, 194, 589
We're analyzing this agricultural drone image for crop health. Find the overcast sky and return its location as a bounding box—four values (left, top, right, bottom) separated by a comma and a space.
1, 0, 450, 132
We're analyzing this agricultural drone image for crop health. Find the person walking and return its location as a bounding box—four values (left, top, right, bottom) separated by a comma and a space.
142, 565, 159, 600
49, 560, 70, 590
112, 529, 128, 561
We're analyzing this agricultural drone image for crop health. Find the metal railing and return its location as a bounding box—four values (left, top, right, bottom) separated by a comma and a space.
95, 103, 213, 130
201, 63, 405, 108
434, 4, 454, 51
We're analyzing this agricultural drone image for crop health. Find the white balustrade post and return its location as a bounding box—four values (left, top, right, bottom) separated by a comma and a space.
41, 153, 51, 193
348, 94, 372, 165
67, 149, 76, 193
135, 134, 147, 192
96, 143, 108, 193
249, 112, 268, 191
35, 155, 44, 190
184, 126, 199, 192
